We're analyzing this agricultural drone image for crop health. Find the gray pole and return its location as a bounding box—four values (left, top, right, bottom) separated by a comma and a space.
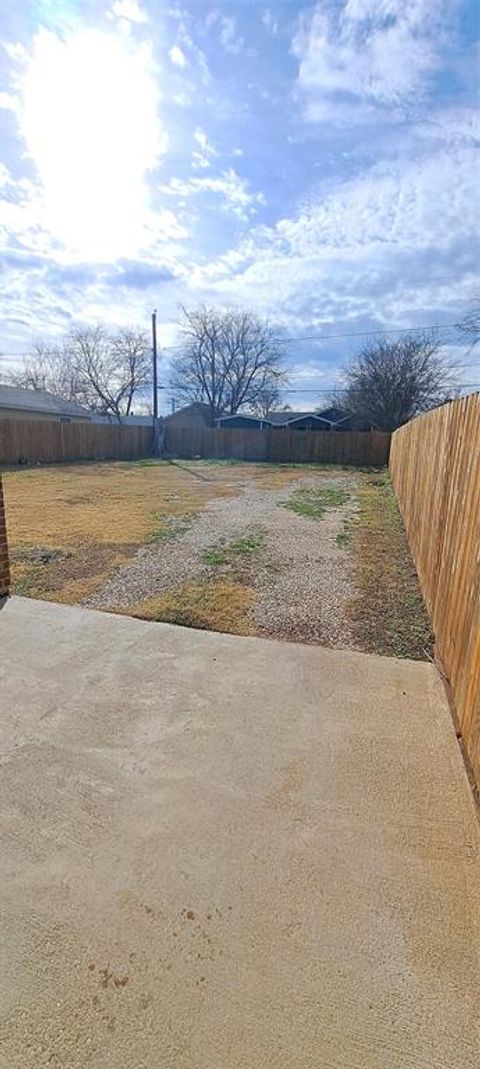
151, 310, 161, 455
152, 309, 158, 421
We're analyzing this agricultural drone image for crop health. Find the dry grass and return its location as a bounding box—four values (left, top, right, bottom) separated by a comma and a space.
2, 460, 239, 602
116, 580, 256, 635
2, 461, 234, 547
344, 475, 434, 660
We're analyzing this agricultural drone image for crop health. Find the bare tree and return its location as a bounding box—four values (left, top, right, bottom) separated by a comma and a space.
457, 292, 480, 348
251, 381, 284, 417
111, 328, 152, 415
68, 326, 151, 418
8, 326, 151, 419
170, 305, 286, 417
342, 331, 458, 431
7, 340, 80, 401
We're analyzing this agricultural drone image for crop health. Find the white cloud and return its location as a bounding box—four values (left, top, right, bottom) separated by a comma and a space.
111, 0, 148, 24
13, 27, 167, 261
191, 126, 217, 169
262, 10, 279, 36
206, 12, 244, 55
169, 44, 187, 68
293, 0, 451, 120
175, 18, 211, 84
289, 362, 327, 382
194, 128, 208, 150
160, 168, 266, 220
190, 134, 478, 323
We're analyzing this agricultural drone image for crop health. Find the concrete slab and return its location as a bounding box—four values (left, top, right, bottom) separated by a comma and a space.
0, 595, 479, 1068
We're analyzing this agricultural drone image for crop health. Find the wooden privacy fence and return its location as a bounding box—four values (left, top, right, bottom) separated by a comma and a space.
0, 418, 153, 466
390, 393, 480, 786
165, 425, 391, 466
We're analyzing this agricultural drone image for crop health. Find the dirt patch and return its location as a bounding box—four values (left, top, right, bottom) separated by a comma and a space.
10, 541, 138, 603
343, 474, 434, 660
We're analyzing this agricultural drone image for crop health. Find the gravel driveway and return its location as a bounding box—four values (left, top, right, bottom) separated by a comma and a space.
87, 474, 358, 647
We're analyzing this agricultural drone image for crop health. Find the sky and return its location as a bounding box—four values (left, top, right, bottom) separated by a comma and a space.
0, 0, 479, 411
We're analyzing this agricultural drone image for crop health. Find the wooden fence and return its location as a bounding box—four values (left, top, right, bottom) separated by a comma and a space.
165, 425, 391, 467
0, 418, 153, 466
390, 393, 480, 786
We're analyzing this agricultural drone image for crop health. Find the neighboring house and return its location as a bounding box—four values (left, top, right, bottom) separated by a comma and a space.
169, 402, 375, 432
271, 412, 331, 431
0, 384, 91, 422
217, 408, 373, 431
216, 413, 272, 429
315, 407, 375, 431
165, 402, 214, 429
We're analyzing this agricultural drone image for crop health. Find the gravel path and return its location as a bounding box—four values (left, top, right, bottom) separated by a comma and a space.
87, 475, 359, 648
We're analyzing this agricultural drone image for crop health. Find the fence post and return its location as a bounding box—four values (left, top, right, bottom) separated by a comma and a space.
0, 474, 10, 597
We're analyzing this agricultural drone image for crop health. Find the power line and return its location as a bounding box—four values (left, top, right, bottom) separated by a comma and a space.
158, 322, 460, 352
274, 384, 480, 393
0, 320, 462, 360
275, 323, 460, 344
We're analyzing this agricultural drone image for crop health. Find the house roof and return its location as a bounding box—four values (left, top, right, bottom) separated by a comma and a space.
217, 412, 269, 423
216, 407, 364, 428
269, 410, 330, 425
166, 402, 213, 420
315, 406, 348, 422
217, 410, 321, 426
0, 384, 90, 418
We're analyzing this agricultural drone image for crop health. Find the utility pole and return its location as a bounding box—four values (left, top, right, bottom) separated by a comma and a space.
151, 309, 162, 455
152, 309, 158, 422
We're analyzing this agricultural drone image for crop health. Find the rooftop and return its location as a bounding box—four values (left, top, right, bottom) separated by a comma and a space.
0, 383, 90, 418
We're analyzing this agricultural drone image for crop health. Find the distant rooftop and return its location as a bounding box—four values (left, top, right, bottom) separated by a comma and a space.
265, 410, 321, 425
0, 384, 90, 419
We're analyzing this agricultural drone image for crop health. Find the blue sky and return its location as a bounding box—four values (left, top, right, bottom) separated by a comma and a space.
0, 0, 479, 410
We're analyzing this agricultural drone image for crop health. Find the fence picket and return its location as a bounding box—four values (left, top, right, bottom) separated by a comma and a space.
0, 418, 153, 465
390, 394, 480, 786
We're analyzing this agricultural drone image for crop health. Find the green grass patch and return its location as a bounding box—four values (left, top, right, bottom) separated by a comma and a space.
202, 531, 265, 567
284, 484, 350, 521
150, 512, 198, 543
336, 527, 352, 548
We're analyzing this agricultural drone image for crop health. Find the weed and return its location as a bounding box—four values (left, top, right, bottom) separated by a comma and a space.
284, 484, 350, 520
264, 560, 284, 575
202, 531, 265, 567
11, 566, 40, 596
336, 528, 352, 548
150, 513, 197, 543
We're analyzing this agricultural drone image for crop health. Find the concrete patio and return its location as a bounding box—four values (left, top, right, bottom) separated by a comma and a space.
1, 596, 479, 1067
